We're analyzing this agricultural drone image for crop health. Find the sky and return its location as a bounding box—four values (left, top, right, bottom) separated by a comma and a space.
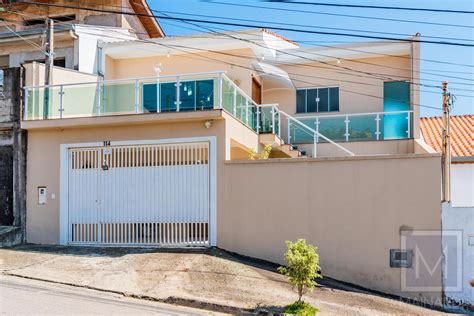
152, 0, 474, 117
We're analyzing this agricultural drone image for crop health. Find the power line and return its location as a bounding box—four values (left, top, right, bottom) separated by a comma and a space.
0, 20, 48, 55
16, 1, 474, 47
263, 0, 474, 14
155, 9, 474, 44
207, 1, 474, 29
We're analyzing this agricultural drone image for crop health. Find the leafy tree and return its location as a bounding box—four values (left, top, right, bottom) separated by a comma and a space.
278, 239, 322, 303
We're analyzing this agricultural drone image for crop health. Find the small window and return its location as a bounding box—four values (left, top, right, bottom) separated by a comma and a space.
25, 15, 76, 26
296, 87, 339, 113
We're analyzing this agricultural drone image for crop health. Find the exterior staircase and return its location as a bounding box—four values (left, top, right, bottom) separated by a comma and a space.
258, 133, 306, 159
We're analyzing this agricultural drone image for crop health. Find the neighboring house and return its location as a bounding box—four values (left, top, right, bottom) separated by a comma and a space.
20, 28, 444, 305
0, 0, 164, 244
421, 115, 473, 309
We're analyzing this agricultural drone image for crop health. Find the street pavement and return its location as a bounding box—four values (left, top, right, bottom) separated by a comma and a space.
0, 275, 219, 315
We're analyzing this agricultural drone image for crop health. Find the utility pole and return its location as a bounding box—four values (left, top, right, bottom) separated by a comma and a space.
441, 81, 451, 202
43, 18, 54, 119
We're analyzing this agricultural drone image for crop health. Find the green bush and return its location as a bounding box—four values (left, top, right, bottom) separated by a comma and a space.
278, 239, 322, 302
284, 301, 319, 316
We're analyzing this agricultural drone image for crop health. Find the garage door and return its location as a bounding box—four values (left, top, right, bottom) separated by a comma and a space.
67, 142, 210, 246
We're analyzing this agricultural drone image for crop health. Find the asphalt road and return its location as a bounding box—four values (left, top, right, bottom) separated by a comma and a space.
0, 276, 217, 315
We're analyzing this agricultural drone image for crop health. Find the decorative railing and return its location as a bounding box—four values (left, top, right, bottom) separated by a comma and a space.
23, 71, 280, 136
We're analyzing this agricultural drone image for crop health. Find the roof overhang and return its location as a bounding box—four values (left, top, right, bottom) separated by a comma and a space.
100, 29, 298, 60
253, 61, 294, 90
129, 0, 165, 38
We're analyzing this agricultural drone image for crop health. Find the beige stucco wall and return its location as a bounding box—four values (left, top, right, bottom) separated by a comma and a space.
104, 48, 259, 98
24, 111, 259, 244
220, 154, 442, 302
264, 55, 412, 116
24, 62, 98, 87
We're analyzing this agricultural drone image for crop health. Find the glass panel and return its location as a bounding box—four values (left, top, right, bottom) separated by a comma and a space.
102, 81, 136, 115
329, 87, 339, 112
180, 80, 196, 111
318, 116, 346, 142
348, 115, 377, 141
383, 81, 410, 139
61, 83, 97, 118
196, 79, 214, 110
259, 107, 273, 133
221, 78, 234, 114
289, 118, 315, 143
160, 82, 177, 112
274, 109, 280, 136
142, 83, 158, 113
381, 112, 409, 140
248, 103, 257, 130
296, 89, 306, 113
307, 89, 317, 113
318, 88, 329, 112
236, 92, 247, 122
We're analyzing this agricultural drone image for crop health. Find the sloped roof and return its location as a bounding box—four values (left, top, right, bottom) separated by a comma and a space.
420, 115, 473, 157
129, 0, 165, 38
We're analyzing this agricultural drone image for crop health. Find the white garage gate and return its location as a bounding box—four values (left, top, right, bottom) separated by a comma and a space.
60, 138, 215, 247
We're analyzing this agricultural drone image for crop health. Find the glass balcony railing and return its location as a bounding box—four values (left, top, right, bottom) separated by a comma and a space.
23, 71, 280, 137
288, 111, 413, 144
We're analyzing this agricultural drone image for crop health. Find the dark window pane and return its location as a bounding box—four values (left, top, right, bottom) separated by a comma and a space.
196, 79, 214, 110
180, 81, 195, 111
296, 89, 306, 113
142, 83, 157, 112
329, 87, 339, 112
160, 82, 176, 112
307, 89, 318, 113
318, 88, 329, 112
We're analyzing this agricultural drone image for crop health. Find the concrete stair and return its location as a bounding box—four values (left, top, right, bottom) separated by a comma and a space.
258, 133, 306, 159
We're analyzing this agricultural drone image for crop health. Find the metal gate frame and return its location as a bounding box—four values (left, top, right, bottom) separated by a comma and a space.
60, 136, 217, 247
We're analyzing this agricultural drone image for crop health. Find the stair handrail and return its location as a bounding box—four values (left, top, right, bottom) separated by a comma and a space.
278, 109, 355, 157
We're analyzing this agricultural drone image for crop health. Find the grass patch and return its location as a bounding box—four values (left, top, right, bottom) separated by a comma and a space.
284, 301, 319, 316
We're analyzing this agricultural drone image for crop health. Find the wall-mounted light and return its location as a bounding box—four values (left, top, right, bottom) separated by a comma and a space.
154, 62, 163, 75
337, 59, 341, 64
204, 120, 213, 129
167, 51, 170, 58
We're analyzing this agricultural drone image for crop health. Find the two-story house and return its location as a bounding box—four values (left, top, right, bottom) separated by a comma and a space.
20, 28, 443, 305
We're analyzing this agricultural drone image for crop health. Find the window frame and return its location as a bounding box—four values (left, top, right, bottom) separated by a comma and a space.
296, 86, 340, 114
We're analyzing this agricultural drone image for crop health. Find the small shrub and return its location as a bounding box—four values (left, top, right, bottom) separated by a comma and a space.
278, 239, 322, 302
247, 144, 272, 160
284, 301, 319, 316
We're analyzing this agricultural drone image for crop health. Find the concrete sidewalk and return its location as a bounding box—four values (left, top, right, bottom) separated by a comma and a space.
0, 245, 445, 315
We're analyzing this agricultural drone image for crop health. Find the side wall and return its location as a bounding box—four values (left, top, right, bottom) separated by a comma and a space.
442, 202, 474, 308
452, 163, 474, 207
220, 155, 442, 301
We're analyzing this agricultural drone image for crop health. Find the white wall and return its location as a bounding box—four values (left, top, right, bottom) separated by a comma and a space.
442, 202, 474, 309
452, 163, 474, 207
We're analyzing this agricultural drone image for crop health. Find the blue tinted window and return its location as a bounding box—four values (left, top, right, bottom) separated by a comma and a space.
296, 87, 339, 113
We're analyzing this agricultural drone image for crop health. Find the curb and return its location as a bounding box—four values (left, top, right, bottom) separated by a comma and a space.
3, 272, 249, 314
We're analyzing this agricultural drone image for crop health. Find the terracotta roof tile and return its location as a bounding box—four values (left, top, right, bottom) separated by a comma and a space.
420, 115, 473, 157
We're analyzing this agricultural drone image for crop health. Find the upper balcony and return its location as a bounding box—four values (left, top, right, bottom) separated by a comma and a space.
23, 70, 414, 158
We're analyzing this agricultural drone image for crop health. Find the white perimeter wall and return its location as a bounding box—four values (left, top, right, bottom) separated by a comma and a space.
442, 202, 474, 308
452, 163, 474, 207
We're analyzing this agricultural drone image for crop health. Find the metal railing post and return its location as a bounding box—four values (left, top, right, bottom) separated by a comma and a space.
134, 79, 140, 113
271, 106, 276, 134
278, 107, 281, 138
232, 86, 237, 116
176, 76, 181, 112
287, 117, 291, 143
217, 73, 223, 109
315, 118, 320, 143
256, 107, 260, 133
96, 82, 102, 116
245, 99, 249, 125
156, 76, 161, 113
313, 132, 317, 158
406, 111, 411, 138
58, 85, 64, 118
344, 115, 349, 142
375, 114, 381, 140
23, 88, 29, 120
